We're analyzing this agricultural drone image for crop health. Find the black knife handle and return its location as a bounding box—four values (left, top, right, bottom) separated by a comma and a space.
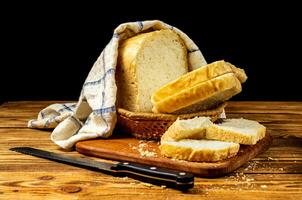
112, 162, 194, 190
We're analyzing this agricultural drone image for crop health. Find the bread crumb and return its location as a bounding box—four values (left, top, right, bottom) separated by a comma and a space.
268, 157, 278, 161
244, 161, 259, 171
279, 168, 284, 171
133, 142, 157, 157
141, 183, 152, 187
161, 185, 166, 189
171, 158, 186, 162
260, 185, 267, 188
139, 149, 156, 157
139, 143, 147, 148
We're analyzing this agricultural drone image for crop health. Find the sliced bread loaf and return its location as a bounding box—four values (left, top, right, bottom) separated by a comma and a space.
152, 73, 242, 114
161, 117, 266, 145
151, 60, 246, 103
160, 139, 240, 162
116, 30, 188, 112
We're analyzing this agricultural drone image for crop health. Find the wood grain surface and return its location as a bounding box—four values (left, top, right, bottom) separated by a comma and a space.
76, 133, 272, 177
0, 101, 301, 199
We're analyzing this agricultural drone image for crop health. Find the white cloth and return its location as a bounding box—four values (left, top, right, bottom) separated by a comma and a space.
28, 20, 207, 150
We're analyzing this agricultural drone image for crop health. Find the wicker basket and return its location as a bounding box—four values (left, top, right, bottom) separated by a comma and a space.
116, 103, 227, 140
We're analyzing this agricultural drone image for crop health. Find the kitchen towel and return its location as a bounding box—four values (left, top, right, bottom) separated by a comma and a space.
28, 20, 207, 150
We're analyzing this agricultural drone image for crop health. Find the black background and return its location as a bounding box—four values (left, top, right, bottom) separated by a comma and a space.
2, 2, 301, 104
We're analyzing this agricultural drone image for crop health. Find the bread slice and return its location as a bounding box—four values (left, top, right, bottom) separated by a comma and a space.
161, 117, 266, 145
161, 117, 213, 142
116, 30, 188, 112
226, 62, 247, 83
152, 73, 242, 114
206, 118, 266, 145
160, 139, 240, 162
151, 60, 246, 103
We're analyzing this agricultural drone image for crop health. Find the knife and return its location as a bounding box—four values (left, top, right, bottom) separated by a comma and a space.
10, 147, 194, 190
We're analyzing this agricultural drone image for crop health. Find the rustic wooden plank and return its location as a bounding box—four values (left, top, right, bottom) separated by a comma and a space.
4, 148, 301, 174
0, 172, 301, 200
1, 101, 300, 108
0, 118, 30, 128
226, 102, 302, 114
227, 101, 302, 107
226, 110, 302, 115
0, 101, 300, 116
226, 113, 302, 121
0, 107, 45, 118
0, 113, 299, 124
1, 129, 301, 174
1, 102, 302, 132
0, 101, 73, 127
0, 101, 74, 118
0, 101, 73, 108
1, 101, 302, 118
0, 101, 302, 199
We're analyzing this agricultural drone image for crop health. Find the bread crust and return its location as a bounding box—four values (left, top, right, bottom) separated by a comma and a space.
152, 73, 242, 113
161, 117, 266, 145
206, 120, 266, 145
152, 60, 234, 102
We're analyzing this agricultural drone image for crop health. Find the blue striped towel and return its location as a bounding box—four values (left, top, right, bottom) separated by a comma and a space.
28, 20, 208, 150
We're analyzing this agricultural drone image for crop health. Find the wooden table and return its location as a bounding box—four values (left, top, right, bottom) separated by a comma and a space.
0, 101, 301, 199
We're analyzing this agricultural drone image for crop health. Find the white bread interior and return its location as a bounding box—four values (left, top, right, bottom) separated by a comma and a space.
161, 117, 266, 145
116, 30, 188, 112
206, 118, 266, 145
160, 139, 240, 162
161, 117, 212, 142
159, 117, 266, 161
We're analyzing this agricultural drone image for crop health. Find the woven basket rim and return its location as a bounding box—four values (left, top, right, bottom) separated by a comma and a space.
117, 102, 226, 121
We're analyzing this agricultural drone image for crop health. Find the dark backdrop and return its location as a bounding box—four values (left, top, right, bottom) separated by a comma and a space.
2, 2, 301, 104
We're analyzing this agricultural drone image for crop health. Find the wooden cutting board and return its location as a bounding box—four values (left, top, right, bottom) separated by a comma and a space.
76, 132, 272, 177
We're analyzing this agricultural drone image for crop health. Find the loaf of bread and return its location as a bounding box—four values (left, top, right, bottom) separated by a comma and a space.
152, 72, 242, 114
160, 139, 240, 162
116, 30, 188, 112
161, 117, 266, 145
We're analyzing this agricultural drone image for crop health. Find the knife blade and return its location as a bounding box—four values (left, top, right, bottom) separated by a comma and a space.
10, 147, 194, 190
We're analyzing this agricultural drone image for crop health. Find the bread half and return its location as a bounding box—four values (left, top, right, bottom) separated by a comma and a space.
160, 139, 240, 162
152, 73, 242, 114
116, 30, 188, 112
